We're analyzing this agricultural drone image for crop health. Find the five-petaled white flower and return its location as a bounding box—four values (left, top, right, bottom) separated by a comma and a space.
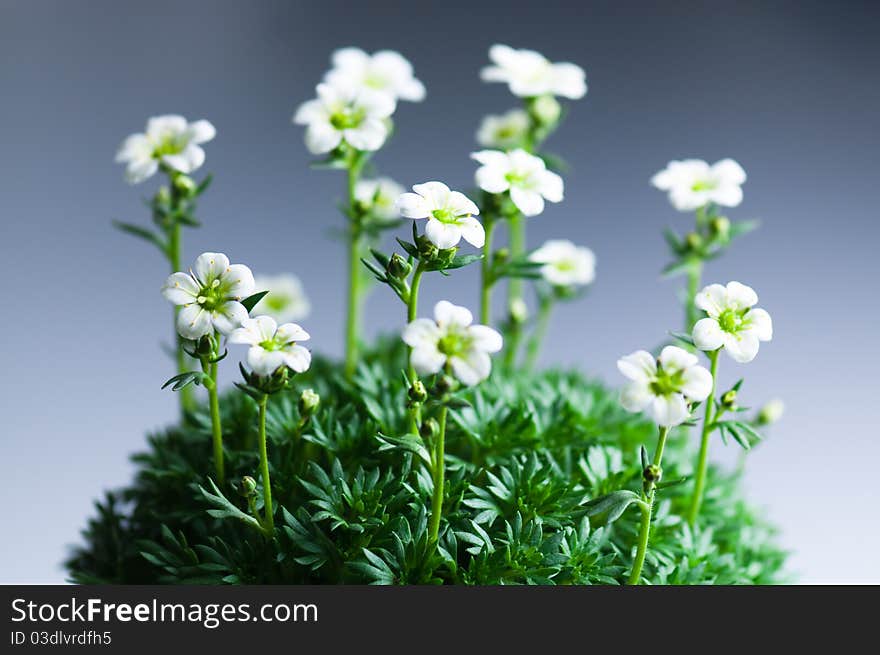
651, 159, 747, 212
252, 274, 311, 323
293, 82, 395, 155
476, 109, 530, 149
403, 301, 503, 386
618, 346, 713, 427
396, 182, 484, 250
472, 149, 563, 216
355, 177, 405, 222
529, 239, 596, 287
324, 47, 425, 102
162, 252, 255, 339
481, 44, 587, 100
692, 281, 772, 363
115, 115, 216, 184
228, 315, 311, 377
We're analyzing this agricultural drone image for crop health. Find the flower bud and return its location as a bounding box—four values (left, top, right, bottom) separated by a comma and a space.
757, 399, 785, 426
711, 216, 731, 239
173, 174, 197, 197
509, 298, 528, 324
299, 389, 320, 417
435, 374, 458, 396
416, 235, 438, 261
156, 186, 172, 205
239, 476, 257, 497
685, 232, 703, 251
419, 418, 439, 440
643, 464, 662, 483
437, 247, 457, 268
387, 253, 412, 279
721, 389, 738, 408
194, 334, 215, 357
531, 95, 561, 125
408, 379, 428, 404
493, 248, 510, 265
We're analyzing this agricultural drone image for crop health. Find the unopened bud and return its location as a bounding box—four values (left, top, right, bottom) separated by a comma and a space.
531, 95, 561, 125
509, 298, 528, 324
387, 253, 412, 279
173, 174, 197, 197
643, 464, 662, 483
685, 232, 703, 251
408, 379, 427, 404
493, 248, 510, 265
299, 389, 320, 417
419, 418, 439, 440
721, 389, 738, 408
416, 235, 438, 261
195, 334, 214, 357
240, 476, 257, 496
757, 399, 785, 425
435, 374, 457, 395
156, 186, 171, 205
711, 216, 731, 239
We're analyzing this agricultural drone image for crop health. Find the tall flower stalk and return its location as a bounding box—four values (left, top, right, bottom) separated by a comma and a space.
628, 425, 669, 585
344, 151, 367, 378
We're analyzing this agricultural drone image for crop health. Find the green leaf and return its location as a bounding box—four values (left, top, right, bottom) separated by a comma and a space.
661, 258, 698, 278
196, 174, 213, 195
395, 238, 420, 260
669, 331, 695, 346
198, 479, 263, 533
241, 290, 269, 313
113, 221, 166, 251
729, 219, 760, 239
161, 371, 206, 392
583, 490, 643, 525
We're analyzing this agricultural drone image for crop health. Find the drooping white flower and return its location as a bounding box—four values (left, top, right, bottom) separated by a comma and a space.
472, 149, 563, 216
293, 82, 396, 155
162, 252, 255, 339
402, 301, 503, 386
476, 109, 530, 149
252, 274, 311, 323
324, 47, 425, 102
692, 281, 772, 363
396, 182, 484, 250
228, 315, 311, 377
115, 115, 216, 184
355, 177, 405, 222
481, 44, 587, 100
618, 346, 713, 427
651, 159, 747, 212
529, 239, 596, 287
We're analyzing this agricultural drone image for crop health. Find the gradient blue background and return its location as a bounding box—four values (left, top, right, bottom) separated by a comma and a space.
2, 0, 878, 583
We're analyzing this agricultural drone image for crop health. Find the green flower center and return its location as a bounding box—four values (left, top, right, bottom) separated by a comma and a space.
649, 365, 684, 397
264, 295, 289, 312
196, 279, 228, 311
505, 171, 527, 185
437, 330, 471, 357
691, 179, 717, 192
432, 208, 459, 224
330, 107, 365, 130
718, 308, 744, 333
153, 135, 185, 157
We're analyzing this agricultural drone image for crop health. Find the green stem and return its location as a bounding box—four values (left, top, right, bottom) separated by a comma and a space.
525, 295, 553, 371
343, 154, 365, 380
258, 394, 274, 534
406, 263, 426, 380
480, 218, 496, 325
627, 425, 669, 585
427, 404, 448, 547
166, 190, 194, 414
687, 349, 720, 525
201, 338, 224, 484
503, 213, 526, 368
685, 261, 703, 333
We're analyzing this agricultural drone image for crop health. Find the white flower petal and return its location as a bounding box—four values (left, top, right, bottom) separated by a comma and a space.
248, 347, 285, 377
510, 186, 545, 216
551, 62, 587, 99
276, 322, 310, 343
650, 394, 690, 427
616, 350, 656, 383
695, 283, 727, 317
412, 181, 450, 210
447, 191, 479, 217
458, 216, 485, 248
434, 300, 473, 328
692, 318, 725, 352
212, 301, 248, 334
293, 98, 326, 125
425, 218, 462, 249
747, 308, 773, 342
658, 345, 698, 372
193, 252, 230, 285
402, 318, 441, 349
186, 119, 216, 144
125, 158, 159, 184
162, 143, 205, 174
450, 351, 490, 386
282, 344, 312, 373
712, 158, 747, 185
227, 319, 262, 346
177, 304, 213, 339
305, 121, 342, 154
396, 192, 431, 218
223, 264, 255, 299
343, 118, 387, 151
681, 365, 713, 402
723, 331, 760, 364
410, 345, 446, 376
538, 170, 564, 203
468, 325, 503, 353
620, 382, 653, 413
162, 272, 200, 305
725, 281, 758, 309
710, 183, 743, 208
474, 164, 510, 194
251, 315, 278, 342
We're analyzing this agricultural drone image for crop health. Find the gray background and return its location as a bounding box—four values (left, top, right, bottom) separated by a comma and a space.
2, 0, 878, 583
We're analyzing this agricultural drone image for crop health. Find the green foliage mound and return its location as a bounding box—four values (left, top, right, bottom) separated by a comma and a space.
67, 341, 787, 584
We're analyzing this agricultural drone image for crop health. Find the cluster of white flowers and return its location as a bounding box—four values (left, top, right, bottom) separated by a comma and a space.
481, 44, 587, 100
228, 316, 311, 377
403, 301, 503, 386
253, 274, 311, 323
618, 346, 713, 427
396, 182, 484, 250
355, 177, 405, 222
692, 281, 773, 363
162, 252, 255, 339
651, 158, 747, 211
472, 149, 564, 216
529, 239, 596, 288
116, 115, 216, 184
294, 48, 424, 155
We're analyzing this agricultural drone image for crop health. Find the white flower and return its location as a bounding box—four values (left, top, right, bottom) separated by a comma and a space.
692, 281, 773, 363
293, 82, 395, 155
529, 240, 596, 287
228, 315, 311, 377
481, 44, 587, 99
758, 399, 785, 425
396, 182, 484, 250
252, 274, 311, 323
324, 47, 425, 102
355, 177, 405, 222
115, 115, 216, 184
402, 301, 503, 386
618, 346, 713, 427
651, 158, 747, 212
476, 109, 530, 149
161, 252, 255, 339
472, 149, 563, 216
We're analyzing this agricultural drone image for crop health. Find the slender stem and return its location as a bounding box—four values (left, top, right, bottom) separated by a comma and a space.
406, 263, 426, 380
503, 213, 526, 368
427, 404, 448, 547
627, 425, 669, 585
525, 295, 553, 371
201, 337, 224, 484
258, 394, 274, 534
687, 349, 720, 525
685, 261, 703, 333
343, 154, 365, 380
480, 218, 496, 325
166, 186, 194, 414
